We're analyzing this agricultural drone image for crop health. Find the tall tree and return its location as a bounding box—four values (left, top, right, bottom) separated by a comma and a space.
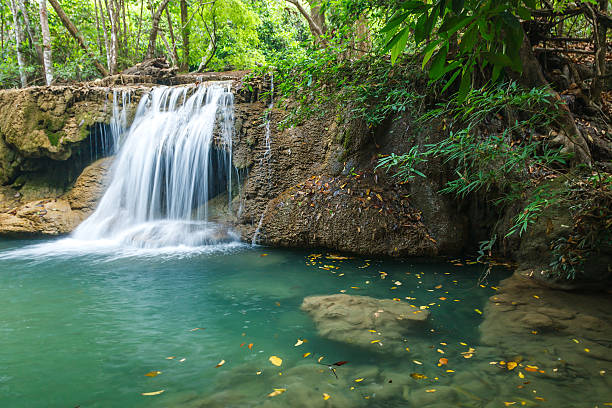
48, 0, 109, 76
145, 0, 172, 59
284, 0, 326, 39
8, 0, 27, 87
104, 0, 119, 73
180, 0, 189, 71
165, 7, 179, 66
16, 0, 44, 65
39, 0, 53, 85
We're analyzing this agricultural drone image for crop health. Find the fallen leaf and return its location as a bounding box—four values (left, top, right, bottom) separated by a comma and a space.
256, 371, 262, 375
333, 361, 349, 366
240, 342, 245, 347
142, 390, 164, 396
474, 309, 482, 315
437, 349, 445, 354
446, 369, 455, 373
525, 365, 538, 372
518, 371, 525, 379
425, 389, 436, 393
261, 254, 268, 257
572, 339, 579, 343
368, 329, 377, 333
405, 347, 410, 352
189, 327, 205, 331
268, 388, 286, 397
269, 356, 283, 366
435, 285, 442, 289
535, 397, 546, 401
323, 393, 330, 400
215, 360, 225, 368
413, 360, 423, 365
165, 356, 175, 360
303, 352, 311, 358
294, 339, 304, 347
584, 348, 590, 353
371, 340, 381, 344
179, 358, 186, 362
438, 358, 448, 366
354, 378, 364, 382
507, 362, 518, 370
248, 343, 253, 350
318, 356, 325, 363
144, 371, 162, 377
410, 373, 428, 379
504, 403, 516, 406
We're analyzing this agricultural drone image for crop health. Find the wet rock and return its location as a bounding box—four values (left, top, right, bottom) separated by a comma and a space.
0, 158, 111, 236
301, 294, 429, 352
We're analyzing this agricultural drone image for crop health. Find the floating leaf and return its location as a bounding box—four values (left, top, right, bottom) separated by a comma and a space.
474, 309, 482, 315
368, 329, 377, 333
410, 373, 428, 379
268, 388, 286, 397
525, 365, 538, 372
318, 356, 325, 363
333, 361, 349, 366
425, 389, 436, 393
413, 360, 423, 365
584, 348, 590, 353
507, 362, 518, 370
142, 390, 165, 396
261, 253, 268, 257
144, 371, 162, 377
189, 327, 205, 331
179, 358, 186, 362
405, 347, 410, 352
215, 360, 226, 368
323, 393, 331, 400
303, 352, 311, 358
572, 338, 579, 343
248, 343, 253, 350
256, 371, 262, 375
437, 349, 445, 354
371, 340, 381, 344
518, 371, 525, 379
354, 378, 364, 382
166, 356, 175, 360
294, 339, 304, 347
438, 358, 448, 366
504, 403, 516, 406
446, 369, 455, 373
240, 342, 245, 347
269, 356, 283, 366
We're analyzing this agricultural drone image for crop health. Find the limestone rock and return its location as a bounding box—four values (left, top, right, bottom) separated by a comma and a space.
0, 158, 111, 236
301, 294, 429, 351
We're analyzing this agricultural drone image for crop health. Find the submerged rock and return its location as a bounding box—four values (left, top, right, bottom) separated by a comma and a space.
301, 294, 429, 352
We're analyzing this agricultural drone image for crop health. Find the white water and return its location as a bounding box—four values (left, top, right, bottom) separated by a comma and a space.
74, 83, 238, 248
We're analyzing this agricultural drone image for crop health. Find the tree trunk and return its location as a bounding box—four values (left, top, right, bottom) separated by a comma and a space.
160, 31, 178, 66
285, 0, 325, 39
516, 33, 591, 165
180, 0, 189, 71
93, 0, 103, 54
165, 8, 179, 67
145, 0, 172, 59
588, 0, 608, 105
8, 0, 27, 87
97, 0, 111, 71
48, 0, 109, 76
39, 0, 53, 85
104, 0, 118, 74
16, 0, 44, 66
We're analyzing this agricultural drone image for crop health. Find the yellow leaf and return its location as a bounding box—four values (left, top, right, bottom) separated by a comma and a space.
144, 371, 162, 377
294, 339, 304, 347
215, 360, 225, 368
413, 360, 422, 365
474, 309, 482, 315
142, 390, 164, 396
504, 403, 516, 406
525, 365, 538, 372
437, 349, 445, 354
318, 356, 324, 363
269, 356, 283, 366
535, 397, 546, 401
507, 362, 518, 370
268, 388, 286, 397
368, 329, 377, 333
355, 378, 364, 382
425, 389, 436, 393
371, 340, 381, 344
405, 347, 410, 352
446, 369, 455, 373
256, 371, 262, 375
410, 373, 428, 379
323, 393, 331, 400
584, 348, 590, 352
303, 352, 311, 358
572, 338, 579, 343
518, 371, 525, 379
166, 356, 175, 360
459, 342, 467, 346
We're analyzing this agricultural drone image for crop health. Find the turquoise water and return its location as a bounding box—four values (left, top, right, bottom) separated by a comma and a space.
0, 239, 563, 407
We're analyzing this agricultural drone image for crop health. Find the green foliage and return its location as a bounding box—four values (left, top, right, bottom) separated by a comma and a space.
381, 0, 530, 100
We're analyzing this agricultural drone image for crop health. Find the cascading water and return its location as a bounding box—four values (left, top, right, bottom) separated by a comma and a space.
74, 82, 239, 248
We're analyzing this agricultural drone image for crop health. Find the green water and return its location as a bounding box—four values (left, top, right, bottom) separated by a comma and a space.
0, 239, 605, 407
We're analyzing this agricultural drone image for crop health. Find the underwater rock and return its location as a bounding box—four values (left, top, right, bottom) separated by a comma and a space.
301, 294, 429, 351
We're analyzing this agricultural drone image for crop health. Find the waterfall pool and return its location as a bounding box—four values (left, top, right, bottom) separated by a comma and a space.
2, 239, 608, 408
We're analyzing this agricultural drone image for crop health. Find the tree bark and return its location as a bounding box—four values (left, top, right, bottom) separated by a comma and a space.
16, 0, 44, 66
516, 34, 591, 166
48, 0, 109, 76
8, 0, 27, 87
39, 0, 53, 85
180, 0, 189, 71
145, 0, 172, 59
588, 0, 608, 105
97, 0, 111, 71
285, 0, 325, 38
104, 0, 119, 74
165, 8, 179, 66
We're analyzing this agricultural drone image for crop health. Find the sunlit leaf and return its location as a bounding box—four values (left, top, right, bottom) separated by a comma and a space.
318, 356, 325, 363
269, 356, 283, 366
525, 365, 538, 372
256, 371, 262, 375
371, 340, 381, 344
413, 360, 423, 365
438, 358, 448, 366
410, 373, 428, 379
248, 343, 253, 350
166, 356, 175, 360
425, 389, 436, 393
142, 390, 165, 396
294, 339, 304, 347
507, 362, 518, 370
518, 371, 525, 379
268, 388, 286, 397
323, 393, 331, 400
144, 371, 162, 377
474, 309, 482, 315
179, 358, 186, 362
354, 378, 364, 382
215, 360, 225, 368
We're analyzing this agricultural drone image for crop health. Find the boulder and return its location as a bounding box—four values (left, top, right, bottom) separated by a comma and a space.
301, 294, 429, 352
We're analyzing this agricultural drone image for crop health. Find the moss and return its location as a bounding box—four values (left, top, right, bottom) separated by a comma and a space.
47, 131, 62, 146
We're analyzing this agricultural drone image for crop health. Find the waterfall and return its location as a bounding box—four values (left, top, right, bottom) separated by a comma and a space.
74, 82, 238, 248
